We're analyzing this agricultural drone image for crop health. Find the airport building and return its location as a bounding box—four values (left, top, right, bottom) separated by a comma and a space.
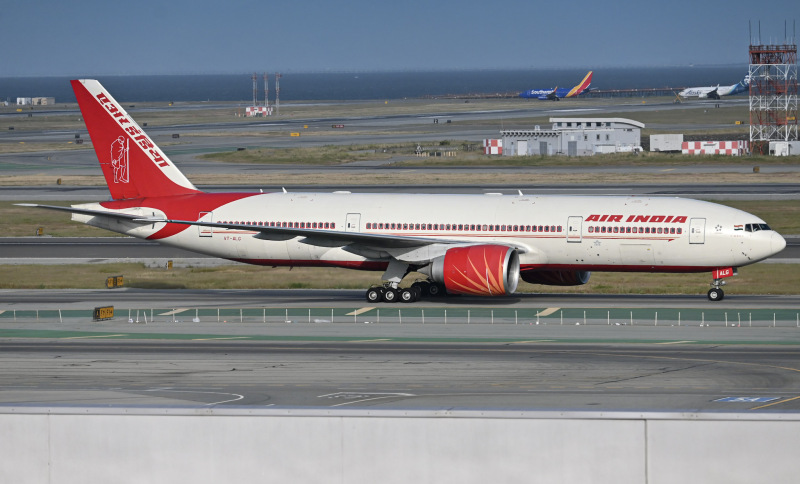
15, 97, 55, 106
501, 118, 643, 156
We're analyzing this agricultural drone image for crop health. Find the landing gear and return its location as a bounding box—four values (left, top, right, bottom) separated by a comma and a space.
365, 286, 384, 303
707, 274, 728, 301
364, 281, 435, 303
399, 287, 418, 303
411, 280, 445, 298
706, 268, 737, 301
365, 259, 445, 303
382, 288, 398, 303
707, 287, 725, 301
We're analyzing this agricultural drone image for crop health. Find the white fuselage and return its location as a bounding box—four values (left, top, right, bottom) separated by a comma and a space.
74, 192, 784, 274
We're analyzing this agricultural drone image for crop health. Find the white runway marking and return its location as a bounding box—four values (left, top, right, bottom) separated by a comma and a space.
145, 388, 245, 405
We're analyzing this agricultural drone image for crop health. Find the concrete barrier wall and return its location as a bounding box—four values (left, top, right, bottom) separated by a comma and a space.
1, 408, 798, 484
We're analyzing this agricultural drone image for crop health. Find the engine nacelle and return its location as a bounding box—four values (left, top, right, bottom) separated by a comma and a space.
520, 270, 591, 286
420, 245, 519, 296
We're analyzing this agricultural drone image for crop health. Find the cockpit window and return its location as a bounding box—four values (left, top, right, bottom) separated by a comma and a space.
744, 223, 772, 232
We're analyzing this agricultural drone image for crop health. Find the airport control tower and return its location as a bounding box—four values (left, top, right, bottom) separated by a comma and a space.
748, 30, 798, 153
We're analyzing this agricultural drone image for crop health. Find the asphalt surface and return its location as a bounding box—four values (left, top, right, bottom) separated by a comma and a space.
2, 332, 800, 411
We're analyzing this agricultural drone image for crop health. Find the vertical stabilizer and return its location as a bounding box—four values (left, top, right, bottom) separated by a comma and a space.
566, 71, 593, 98
71, 79, 200, 200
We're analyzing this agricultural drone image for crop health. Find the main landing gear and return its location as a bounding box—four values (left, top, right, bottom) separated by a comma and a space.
365, 280, 445, 303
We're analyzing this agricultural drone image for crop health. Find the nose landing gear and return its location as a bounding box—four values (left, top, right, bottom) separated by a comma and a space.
708, 267, 737, 301
707, 285, 724, 301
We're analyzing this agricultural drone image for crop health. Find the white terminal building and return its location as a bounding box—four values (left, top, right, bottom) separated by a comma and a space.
501, 117, 643, 156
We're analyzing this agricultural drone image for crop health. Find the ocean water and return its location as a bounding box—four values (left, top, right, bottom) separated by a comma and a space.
0, 66, 748, 103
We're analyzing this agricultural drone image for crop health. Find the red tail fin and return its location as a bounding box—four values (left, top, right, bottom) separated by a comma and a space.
71, 79, 200, 200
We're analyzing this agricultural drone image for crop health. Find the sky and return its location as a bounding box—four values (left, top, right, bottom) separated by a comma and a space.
2, 0, 798, 76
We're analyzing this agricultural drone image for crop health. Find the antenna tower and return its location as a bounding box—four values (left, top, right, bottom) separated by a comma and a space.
251, 72, 258, 108
263, 72, 269, 108
748, 20, 798, 153
275, 73, 282, 115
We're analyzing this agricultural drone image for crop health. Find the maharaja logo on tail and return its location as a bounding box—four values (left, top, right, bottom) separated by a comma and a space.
110, 136, 129, 183
95, 92, 170, 169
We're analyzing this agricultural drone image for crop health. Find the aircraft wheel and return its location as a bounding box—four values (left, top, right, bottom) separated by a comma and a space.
366, 287, 383, 303
411, 281, 429, 296
382, 288, 398, 303
707, 288, 724, 301
399, 288, 416, 303
427, 283, 444, 297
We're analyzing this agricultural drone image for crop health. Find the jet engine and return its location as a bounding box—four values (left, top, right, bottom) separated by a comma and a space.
520, 270, 591, 286
419, 245, 520, 296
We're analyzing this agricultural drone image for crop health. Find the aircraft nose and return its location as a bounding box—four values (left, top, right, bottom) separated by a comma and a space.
771, 232, 787, 255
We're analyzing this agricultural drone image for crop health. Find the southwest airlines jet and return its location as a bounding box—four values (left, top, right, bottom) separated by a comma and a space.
519, 71, 593, 100
678, 75, 750, 99
21, 80, 786, 302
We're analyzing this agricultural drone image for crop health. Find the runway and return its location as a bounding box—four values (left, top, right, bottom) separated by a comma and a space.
2, 335, 800, 411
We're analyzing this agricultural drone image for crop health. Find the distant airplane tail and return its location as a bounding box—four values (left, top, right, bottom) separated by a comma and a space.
565, 71, 593, 98
71, 79, 201, 200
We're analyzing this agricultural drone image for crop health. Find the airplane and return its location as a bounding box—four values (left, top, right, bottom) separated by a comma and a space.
19, 79, 786, 303
519, 71, 593, 100
678, 75, 750, 100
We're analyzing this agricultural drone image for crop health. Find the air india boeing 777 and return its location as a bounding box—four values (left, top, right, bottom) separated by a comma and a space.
20, 80, 786, 302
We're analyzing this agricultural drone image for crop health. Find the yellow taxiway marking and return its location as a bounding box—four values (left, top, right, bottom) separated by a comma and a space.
191, 336, 251, 341
661, 168, 675, 172
655, 341, 696, 345
158, 308, 190, 316
349, 338, 393, 343
750, 395, 800, 410
63, 334, 127, 339
510, 340, 556, 344
535, 307, 561, 317
346, 307, 375, 316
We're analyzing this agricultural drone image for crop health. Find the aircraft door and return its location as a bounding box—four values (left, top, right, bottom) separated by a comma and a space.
198, 211, 213, 237
567, 216, 583, 243
345, 213, 361, 232
689, 218, 706, 244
